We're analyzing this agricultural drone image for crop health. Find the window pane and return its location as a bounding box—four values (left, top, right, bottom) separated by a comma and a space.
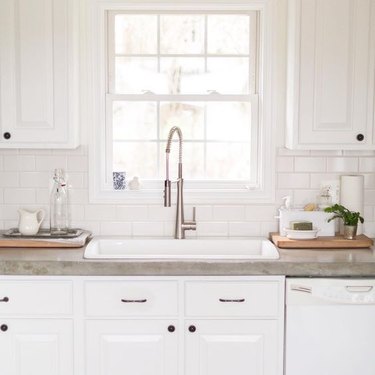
160, 58, 206, 94
207, 58, 249, 94
207, 15, 250, 55
160, 15, 204, 54
206, 143, 250, 180
113, 142, 158, 179
113, 102, 157, 140
160, 102, 205, 140
115, 15, 157, 54
115, 57, 158, 93
160, 142, 205, 179
207, 102, 251, 141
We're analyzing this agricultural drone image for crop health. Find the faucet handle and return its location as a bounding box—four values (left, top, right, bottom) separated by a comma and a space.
182, 207, 197, 232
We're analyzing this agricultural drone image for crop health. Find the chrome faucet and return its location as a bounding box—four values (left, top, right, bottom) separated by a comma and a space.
164, 126, 196, 239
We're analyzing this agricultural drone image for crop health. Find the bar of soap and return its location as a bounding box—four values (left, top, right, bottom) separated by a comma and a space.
289, 221, 313, 230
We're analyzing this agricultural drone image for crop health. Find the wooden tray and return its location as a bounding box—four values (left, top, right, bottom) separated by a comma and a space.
0, 230, 91, 248
270, 232, 373, 249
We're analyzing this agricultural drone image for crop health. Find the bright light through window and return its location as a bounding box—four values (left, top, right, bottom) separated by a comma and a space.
106, 10, 259, 186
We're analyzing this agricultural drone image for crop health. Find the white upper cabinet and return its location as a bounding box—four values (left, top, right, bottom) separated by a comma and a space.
286, 0, 375, 149
0, 0, 79, 148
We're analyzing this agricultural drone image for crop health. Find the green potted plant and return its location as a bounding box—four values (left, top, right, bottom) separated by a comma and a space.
324, 204, 364, 239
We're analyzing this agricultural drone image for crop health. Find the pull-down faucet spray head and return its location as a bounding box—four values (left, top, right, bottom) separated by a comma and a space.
164, 126, 183, 207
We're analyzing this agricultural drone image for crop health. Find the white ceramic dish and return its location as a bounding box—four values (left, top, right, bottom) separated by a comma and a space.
284, 228, 320, 240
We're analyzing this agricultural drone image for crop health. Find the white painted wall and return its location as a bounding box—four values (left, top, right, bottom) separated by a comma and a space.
0, 0, 374, 237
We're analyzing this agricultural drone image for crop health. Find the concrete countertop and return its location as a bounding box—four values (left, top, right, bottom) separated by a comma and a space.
1, 242, 375, 276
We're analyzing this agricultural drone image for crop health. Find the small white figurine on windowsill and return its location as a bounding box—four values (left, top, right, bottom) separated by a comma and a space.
128, 176, 141, 190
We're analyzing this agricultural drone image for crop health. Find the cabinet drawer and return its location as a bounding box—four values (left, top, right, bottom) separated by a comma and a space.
0, 281, 73, 315
85, 281, 178, 317
185, 281, 280, 317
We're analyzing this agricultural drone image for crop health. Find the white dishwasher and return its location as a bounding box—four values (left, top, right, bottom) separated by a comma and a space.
286, 278, 375, 375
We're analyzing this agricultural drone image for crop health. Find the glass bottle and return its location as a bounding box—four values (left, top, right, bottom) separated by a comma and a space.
50, 168, 69, 235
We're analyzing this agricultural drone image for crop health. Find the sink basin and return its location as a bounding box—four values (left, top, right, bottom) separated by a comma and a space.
84, 237, 279, 260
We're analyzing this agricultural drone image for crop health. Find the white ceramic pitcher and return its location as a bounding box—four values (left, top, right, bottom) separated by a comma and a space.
18, 209, 45, 235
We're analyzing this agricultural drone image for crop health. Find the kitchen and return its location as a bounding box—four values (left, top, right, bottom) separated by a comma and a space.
0, 0, 375, 374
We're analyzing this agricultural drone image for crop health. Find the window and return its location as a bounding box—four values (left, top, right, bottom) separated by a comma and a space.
89, 2, 275, 203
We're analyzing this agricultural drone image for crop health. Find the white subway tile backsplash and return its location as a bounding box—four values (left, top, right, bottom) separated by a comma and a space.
212, 206, 246, 221
20, 172, 49, 188
36, 156, 67, 171
310, 173, 341, 189
326, 157, 358, 173
3, 155, 35, 171
36, 189, 50, 204
245, 205, 277, 221
67, 156, 88, 172
276, 157, 294, 172
359, 158, 375, 173
278, 173, 310, 189
364, 174, 375, 189
68, 189, 89, 204
117, 206, 148, 221
187, 205, 212, 221
196, 222, 228, 237
0, 172, 19, 187
1, 146, 375, 237
66, 172, 87, 189
148, 206, 175, 221
261, 221, 278, 236
278, 148, 310, 156
2, 205, 21, 220
100, 221, 132, 236
364, 190, 375, 205
294, 157, 326, 172
228, 222, 261, 236
133, 222, 164, 236
310, 150, 343, 156
85, 205, 116, 221
4, 189, 35, 204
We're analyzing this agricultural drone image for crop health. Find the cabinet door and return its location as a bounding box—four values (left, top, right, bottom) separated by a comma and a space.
185, 320, 281, 375
86, 320, 179, 375
0, 319, 74, 375
286, 0, 375, 149
0, 0, 79, 148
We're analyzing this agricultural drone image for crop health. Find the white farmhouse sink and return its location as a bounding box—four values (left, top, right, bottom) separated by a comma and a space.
84, 237, 279, 260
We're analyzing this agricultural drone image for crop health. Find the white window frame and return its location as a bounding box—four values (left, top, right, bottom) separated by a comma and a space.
87, 0, 276, 204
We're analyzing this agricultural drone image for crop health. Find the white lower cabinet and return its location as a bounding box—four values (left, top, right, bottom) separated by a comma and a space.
185, 320, 279, 375
86, 320, 179, 375
0, 319, 74, 375
0, 276, 284, 375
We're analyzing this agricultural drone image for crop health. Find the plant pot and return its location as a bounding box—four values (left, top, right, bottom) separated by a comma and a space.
344, 225, 357, 240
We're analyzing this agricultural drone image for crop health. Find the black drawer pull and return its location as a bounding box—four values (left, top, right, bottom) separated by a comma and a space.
3, 132, 11, 140
121, 299, 147, 303
0, 297, 9, 303
219, 298, 245, 303
356, 133, 364, 141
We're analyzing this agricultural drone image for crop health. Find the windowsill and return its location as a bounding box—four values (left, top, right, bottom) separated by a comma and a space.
88, 186, 275, 204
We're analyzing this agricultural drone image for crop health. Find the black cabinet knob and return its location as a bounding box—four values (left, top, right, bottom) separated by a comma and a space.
0, 297, 9, 302
1, 324, 8, 332
3, 132, 11, 140
356, 134, 364, 141
168, 325, 175, 333
188, 325, 196, 333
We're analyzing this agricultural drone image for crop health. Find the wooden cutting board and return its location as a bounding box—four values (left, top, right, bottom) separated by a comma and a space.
0, 231, 91, 248
270, 232, 373, 249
